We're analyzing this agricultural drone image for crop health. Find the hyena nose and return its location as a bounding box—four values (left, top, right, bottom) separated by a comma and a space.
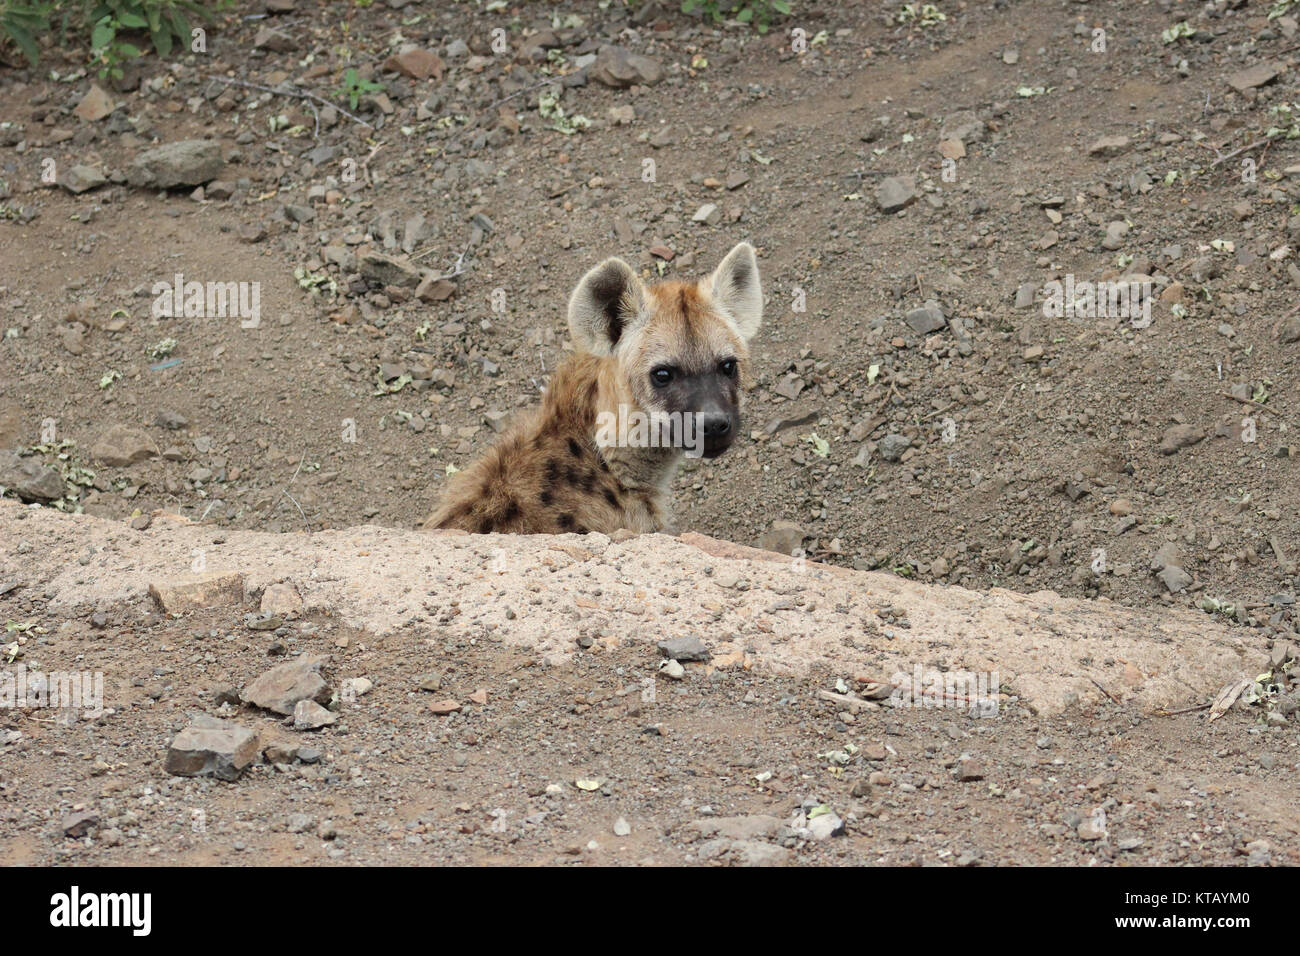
702, 414, 731, 437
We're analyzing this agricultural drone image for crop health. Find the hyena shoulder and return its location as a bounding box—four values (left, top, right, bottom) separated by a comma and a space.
424, 356, 663, 534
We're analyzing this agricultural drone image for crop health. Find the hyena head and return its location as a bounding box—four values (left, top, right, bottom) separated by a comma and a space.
567, 241, 762, 460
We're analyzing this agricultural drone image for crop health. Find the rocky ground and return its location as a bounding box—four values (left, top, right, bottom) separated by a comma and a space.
1, 0, 1299, 865
0, 500, 1293, 866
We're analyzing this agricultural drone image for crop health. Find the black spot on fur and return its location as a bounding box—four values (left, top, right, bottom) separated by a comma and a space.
603, 488, 619, 508
581, 471, 596, 493
545, 459, 560, 484
477, 517, 494, 534
501, 500, 520, 523
540, 489, 553, 506
558, 513, 575, 530
568, 438, 582, 458
565, 465, 581, 486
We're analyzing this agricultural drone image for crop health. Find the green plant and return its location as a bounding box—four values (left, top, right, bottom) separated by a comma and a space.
337, 66, 384, 110
537, 87, 589, 135
89, 0, 222, 78
896, 3, 945, 27
0, 1, 51, 65
681, 0, 791, 34
0, 0, 226, 73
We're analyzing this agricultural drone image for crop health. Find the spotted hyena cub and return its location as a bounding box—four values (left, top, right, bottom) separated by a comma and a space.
423, 241, 763, 535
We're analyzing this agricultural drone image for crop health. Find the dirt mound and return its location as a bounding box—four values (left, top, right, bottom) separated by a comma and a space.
1, 500, 1254, 714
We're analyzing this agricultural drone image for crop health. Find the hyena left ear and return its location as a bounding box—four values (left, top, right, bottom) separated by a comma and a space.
568, 257, 648, 356
707, 241, 763, 340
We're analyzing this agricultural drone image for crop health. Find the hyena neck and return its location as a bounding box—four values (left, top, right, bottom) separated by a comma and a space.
547, 353, 683, 496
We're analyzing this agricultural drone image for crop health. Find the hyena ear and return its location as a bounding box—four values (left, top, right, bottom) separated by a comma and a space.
567, 257, 647, 356
707, 241, 762, 340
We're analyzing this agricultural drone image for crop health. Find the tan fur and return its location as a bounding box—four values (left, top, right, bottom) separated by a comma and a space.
423, 244, 762, 535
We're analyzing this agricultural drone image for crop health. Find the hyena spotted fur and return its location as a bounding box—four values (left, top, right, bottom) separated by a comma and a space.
423, 241, 763, 535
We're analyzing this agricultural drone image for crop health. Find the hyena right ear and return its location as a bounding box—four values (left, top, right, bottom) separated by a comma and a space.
567, 257, 647, 356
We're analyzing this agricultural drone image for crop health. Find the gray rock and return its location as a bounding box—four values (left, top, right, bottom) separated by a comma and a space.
359, 251, 423, 289
62, 810, 101, 837
876, 175, 917, 213
1157, 423, 1204, 455
90, 424, 158, 466
589, 45, 664, 87
242, 655, 332, 715
58, 164, 107, 194
1185, 256, 1220, 282
1269, 642, 1296, 668
253, 26, 297, 52
1157, 564, 1192, 593
1227, 62, 1284, 93
905, 301, 946, 334
657, 635, 711, 662
807, 810, 845, 841
293, 699, 338, 730
154, 409, 189, 430
165, 719, 260, 781
1150, 541, 1179, 572
1077, 810, 1108, 841
127, 140, 224, 189
1088, 135, 1130, 157
878, 433, 911, 462
1101, 220, 1129, 250
0, 450, 65, 501
691, 203, 721, 225
940, 110, 986, 145
283, 203, 316, 223
730, 839, 789, 867
1014, 282, 1037, 309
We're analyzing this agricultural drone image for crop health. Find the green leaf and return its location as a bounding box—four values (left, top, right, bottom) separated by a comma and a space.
772, 0, 792, 12
735, 6, 752, 21
91, 20, 114, 50
5, 24, 40, 65
150, 26, 172, 56
171, 9, 192, 44
116, 42, 143, 59
118, 12, 148, 29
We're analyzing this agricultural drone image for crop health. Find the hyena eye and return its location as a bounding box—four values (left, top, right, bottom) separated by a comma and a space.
650, 366, 674, 387
719, 359, 738, 378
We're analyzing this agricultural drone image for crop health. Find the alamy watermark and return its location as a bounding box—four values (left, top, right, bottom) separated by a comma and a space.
0, 664, 104, 718
1042, 275, 1152, 329
594, 404, 705, 458
151, 273, 261, 328
889, 665, 1000, 716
